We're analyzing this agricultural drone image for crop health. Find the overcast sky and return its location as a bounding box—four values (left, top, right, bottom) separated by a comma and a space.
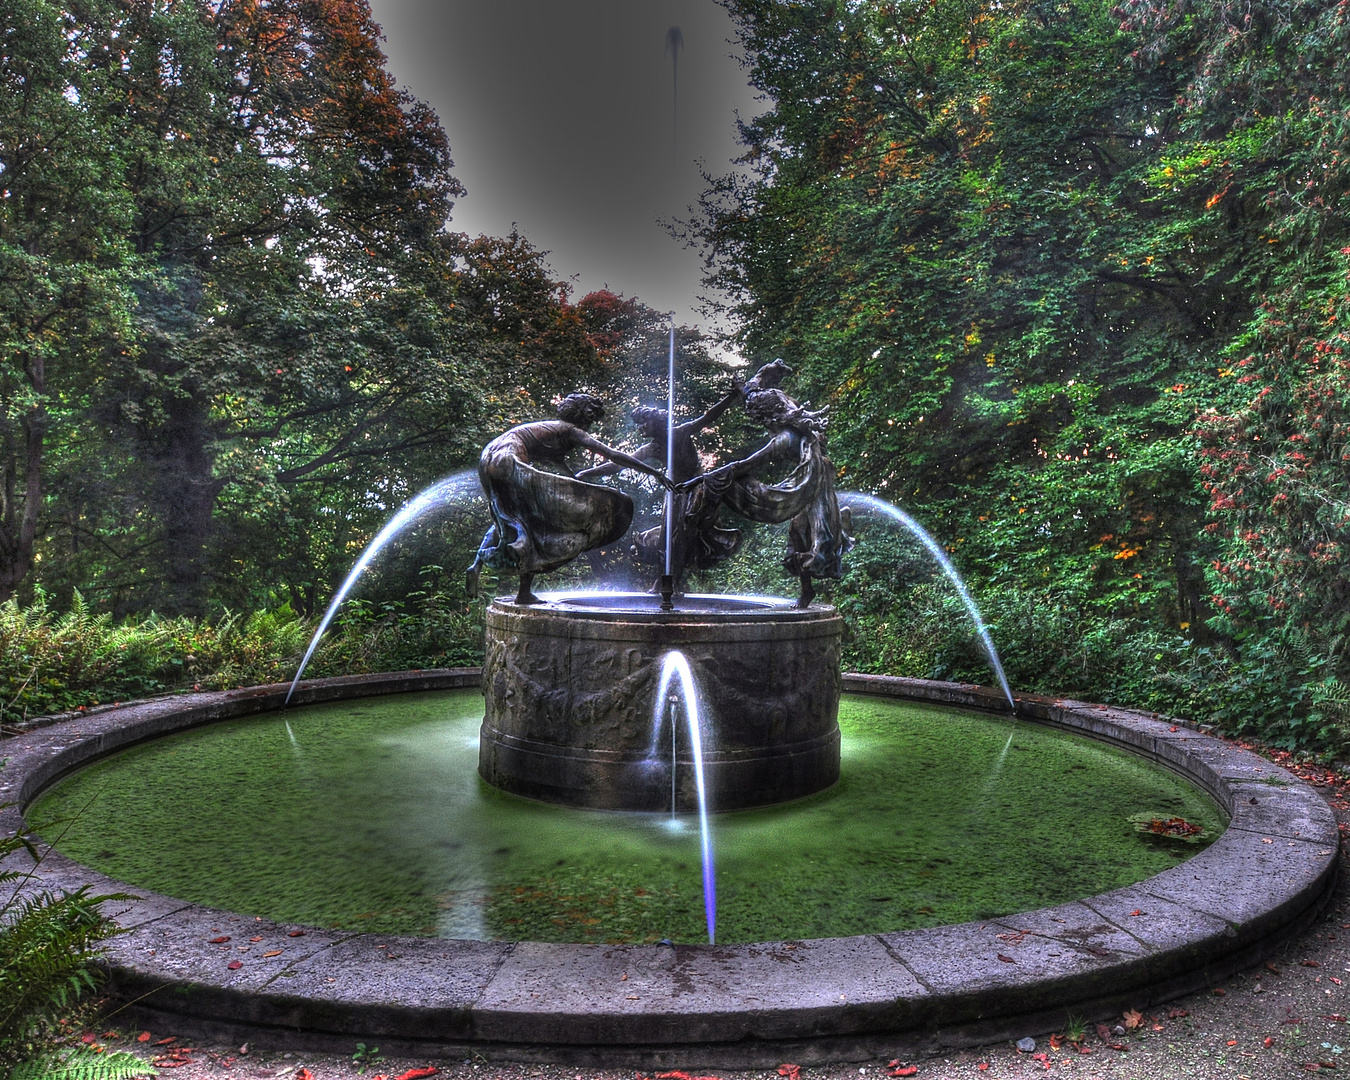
366, 0, 761, 331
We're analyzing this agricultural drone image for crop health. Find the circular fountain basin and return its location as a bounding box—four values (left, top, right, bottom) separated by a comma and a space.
480, 592, 843, 811
0, 671, 1337, 1066
31, 690, 1224, 944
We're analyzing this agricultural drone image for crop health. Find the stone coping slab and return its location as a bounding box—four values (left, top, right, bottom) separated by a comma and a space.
0, 670, 1337, 1067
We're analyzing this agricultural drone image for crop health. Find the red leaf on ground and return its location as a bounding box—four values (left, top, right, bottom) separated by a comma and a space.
777, 1065, 800, 1080
889, 1068, 917, 1078
209, 936, 230, 944
1266, 1037, 1276, 1047
1213, 987, 1227, 995
227, 960, 243, 970
80, 1033, 96, 1044
1304, 960, 1323, 968
997, 954, 1015, 963
976, 1066, 989, 1072
295, 1070, 315, 1080
1048, 1034, 1063, 1050
155, 1037, 176, 1046
137, 1032, 152, 1042
288, 930, 306, 937
1168, 1008, 1189, 1018
394, 1070, 439, 1080
1095, 1024, 1113, 1041
1324, 1015, 1348, 1022
1129, 909, 1144, 916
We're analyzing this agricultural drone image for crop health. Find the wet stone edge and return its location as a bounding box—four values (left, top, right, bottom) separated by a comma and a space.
0, 668, 1337, 1067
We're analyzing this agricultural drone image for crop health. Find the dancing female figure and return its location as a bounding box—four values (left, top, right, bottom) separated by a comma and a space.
467, 393, 672, 604
685, 361, 853, 607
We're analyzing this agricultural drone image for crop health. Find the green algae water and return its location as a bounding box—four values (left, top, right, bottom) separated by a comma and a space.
32, 691, 1223, 944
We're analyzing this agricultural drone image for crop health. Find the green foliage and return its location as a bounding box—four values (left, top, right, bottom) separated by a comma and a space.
0, 817, 134, 1073
0, 584, 486, 727
7, 1047, 153, 1080
684, 0, 1350, 752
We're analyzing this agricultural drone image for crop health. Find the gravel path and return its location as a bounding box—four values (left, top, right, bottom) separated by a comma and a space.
73, 742, 1350, 1080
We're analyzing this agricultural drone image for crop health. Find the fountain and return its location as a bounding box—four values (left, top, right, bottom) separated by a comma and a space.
5, 340, 1337, 1067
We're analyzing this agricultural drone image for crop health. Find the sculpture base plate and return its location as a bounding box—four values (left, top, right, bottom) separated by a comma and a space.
479, 591, 843, 812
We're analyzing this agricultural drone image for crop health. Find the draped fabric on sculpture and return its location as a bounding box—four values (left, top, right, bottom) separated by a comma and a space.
478, 433, 634, 576
632, 483, 742, 573
720, 432, 853, 581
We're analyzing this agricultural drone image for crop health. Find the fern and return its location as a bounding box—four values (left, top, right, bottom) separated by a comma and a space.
0, 885, 128, 1048
8, 1047, 155, 1079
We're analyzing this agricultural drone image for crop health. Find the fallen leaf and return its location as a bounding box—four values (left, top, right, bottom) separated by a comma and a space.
1168, 1008, 1190, 1019
80, 1034, 96, 1045
227, 960, 243, 970
889, 1069, 917, 1078
997, 954, 1015, 963
1048, 1034, 1063, 1050
155, 1037, 177, 1046
1129, 909, 1144, 916
1213, 987, 1227, 996
1335, 978, 1345, 986
1304, 960, 1323, 968
976, 1066, 989, 1072
295, 1070, 314, 1080
777, 1066, 800, 1080
394, 1070, 439, 1080
1095, 1024, 1113, 1041
288, 929, 306, 937
1123, 1009, 1143, 1030
1267, 962, 1282, 976
262, 950, 283, 958
249, 936, 263, 943
1227, 1039, 1237, 1046
209, 936, 230, 944
1324, 1015, 1348, 1022
136, 1032, 151, 1042
1265, 1037, 1276, 1047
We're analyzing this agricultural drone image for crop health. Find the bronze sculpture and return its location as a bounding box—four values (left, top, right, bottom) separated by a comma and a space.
576, 387, 743, 594
466, 393, 672, 604
684, 360, 853, 607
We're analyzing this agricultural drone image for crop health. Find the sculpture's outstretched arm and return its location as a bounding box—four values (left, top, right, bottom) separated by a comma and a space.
679, 386, 742, 435
575, 441, 659, 480
572, 431, 673, 489
677, 432, 789, 492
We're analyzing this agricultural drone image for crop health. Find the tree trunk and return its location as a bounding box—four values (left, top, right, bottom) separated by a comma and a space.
0, 355, 46, 602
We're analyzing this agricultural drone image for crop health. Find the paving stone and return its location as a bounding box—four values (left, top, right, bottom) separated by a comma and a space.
473, 936, 926, 1043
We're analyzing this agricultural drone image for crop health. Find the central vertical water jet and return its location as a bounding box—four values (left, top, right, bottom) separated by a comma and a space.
660, 313, 677, 611
653, 650, 715, 944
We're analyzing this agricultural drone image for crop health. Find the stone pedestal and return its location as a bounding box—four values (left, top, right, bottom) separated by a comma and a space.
479, 592, 843, 811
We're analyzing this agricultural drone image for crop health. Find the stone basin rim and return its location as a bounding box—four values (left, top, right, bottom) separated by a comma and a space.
0, 668, 1337, 1068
